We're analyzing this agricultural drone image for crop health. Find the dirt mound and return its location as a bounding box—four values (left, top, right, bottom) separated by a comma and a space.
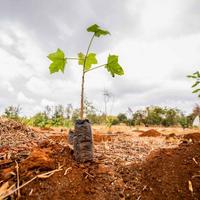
140, 142, 200, 200
93, 134, 114, 143
183, 132, 200, 142
0, 143, 126, 200
0, 118, 43, 148
20, 148, 54, 173
139, 129, 162, 137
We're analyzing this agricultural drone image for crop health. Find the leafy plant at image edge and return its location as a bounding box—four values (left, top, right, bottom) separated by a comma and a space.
47, 24, 124, 119
187, 71, 200, 97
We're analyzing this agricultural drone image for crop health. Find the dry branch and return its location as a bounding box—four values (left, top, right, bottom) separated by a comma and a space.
2, 165, 63, 199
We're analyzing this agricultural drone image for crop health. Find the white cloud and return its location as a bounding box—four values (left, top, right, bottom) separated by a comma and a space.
2, 81, 14, 93
26, 76, 51, 96
41, 98, 55, 107
17, 92, 35, 104
0, 0, 200, 116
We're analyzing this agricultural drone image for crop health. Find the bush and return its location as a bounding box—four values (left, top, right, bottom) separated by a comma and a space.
117, 113, 127, 123
179, 116, 189, 129
30, 113, 49, 128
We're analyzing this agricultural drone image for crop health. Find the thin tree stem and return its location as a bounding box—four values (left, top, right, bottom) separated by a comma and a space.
80, 34, 95, 119
85, 59, 116, 73
85, 63, 107, 73
66, 57, 85, 60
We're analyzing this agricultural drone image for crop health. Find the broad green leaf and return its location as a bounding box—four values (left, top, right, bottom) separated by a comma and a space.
78, 52, 85, 65
87, 24, 110, 37
78, 52, 98, 70
86, 53, 97, 70
105, 54, 124, 77
47, 48, 66, 74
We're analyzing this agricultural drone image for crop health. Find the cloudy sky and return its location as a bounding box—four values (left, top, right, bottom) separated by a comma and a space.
0, 0, 200, 116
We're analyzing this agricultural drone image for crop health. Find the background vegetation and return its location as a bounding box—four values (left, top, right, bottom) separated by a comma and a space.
1, 102, 200, 129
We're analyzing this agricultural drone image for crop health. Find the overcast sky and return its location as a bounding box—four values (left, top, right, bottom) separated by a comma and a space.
0, 0, 200, 116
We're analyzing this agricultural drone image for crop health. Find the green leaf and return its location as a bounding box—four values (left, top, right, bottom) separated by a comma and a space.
187, 71, 200, 79
192, 81, 200, 88
78, 52, 85, 65
192, 88, 200, 93
193, 71, 200, 77
187, 75, 197, 79
105, 54, 124, 77
87, 24, 110, 37
47, 48, 66, 74
78, 52, 98, 71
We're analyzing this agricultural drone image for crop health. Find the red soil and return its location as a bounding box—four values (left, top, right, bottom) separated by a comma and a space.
183, 132, 200, 142
1, 119, 200, 200
139, 129, 162, 137
140, 142, 200, 200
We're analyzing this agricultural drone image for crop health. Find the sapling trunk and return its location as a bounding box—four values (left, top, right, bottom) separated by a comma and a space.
80, 70, 85, 119
80, 34, 95, 119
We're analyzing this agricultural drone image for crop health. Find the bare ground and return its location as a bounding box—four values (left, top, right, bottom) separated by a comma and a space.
0, 119, 200, 200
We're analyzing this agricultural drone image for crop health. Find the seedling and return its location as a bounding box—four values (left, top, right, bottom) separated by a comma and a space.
47, 24, 124, 119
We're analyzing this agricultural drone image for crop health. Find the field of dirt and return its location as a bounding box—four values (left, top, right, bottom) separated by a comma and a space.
0, 118, 200, 200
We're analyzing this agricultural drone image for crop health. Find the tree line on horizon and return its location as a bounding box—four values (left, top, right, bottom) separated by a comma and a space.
1, 102, 200, 129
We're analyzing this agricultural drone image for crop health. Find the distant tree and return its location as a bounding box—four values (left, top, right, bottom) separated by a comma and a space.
117, 113, 127, 123
186, 114, 195, 127
51, 105, 65, 126
161, 108, 180, 127
65, 104, 73, 119
31, 112, 49, 128
179, 115, 189, 129
144, 106, 164, 126
131, 106, 182, 127
132, 110, 146, 125
192, 104, 200, 117
44, 105, 52, 118
71, 108, 80, 123
84, 98, 96, 117
4, 105, 21, 120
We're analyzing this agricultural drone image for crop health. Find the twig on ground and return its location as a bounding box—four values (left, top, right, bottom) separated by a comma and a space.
29, 189, 33, 196
136, 195, 141, 200
64, 167, 72, 175
2, 165, 63, 199
15, 160, 21, 199
193, 157, 198, 165
192, 175, 200, 178
84, 171, 94, 179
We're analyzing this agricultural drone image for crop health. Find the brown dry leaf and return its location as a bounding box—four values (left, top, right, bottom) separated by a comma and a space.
188, 180, 193, 193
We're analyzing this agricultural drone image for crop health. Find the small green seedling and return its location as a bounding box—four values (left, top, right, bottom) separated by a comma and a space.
187, 71, 200, 97
47, 24, 125, 119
